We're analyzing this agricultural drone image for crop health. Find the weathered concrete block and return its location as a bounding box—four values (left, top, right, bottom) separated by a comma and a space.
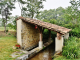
39, 41, 43, 49
55, 37, 64, 52
64, 33, 69, 39
17, 19, 22, 46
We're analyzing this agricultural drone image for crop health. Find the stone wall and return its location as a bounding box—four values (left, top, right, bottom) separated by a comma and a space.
21, 21, 39, 50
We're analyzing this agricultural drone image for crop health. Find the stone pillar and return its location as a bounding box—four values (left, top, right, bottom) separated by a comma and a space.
39, 41, 43, 49
17, 19, 22, 46
38, 27, 43, 49
64, 33, 69, 39
55, 33, 64, 52
39, 33, 43, 49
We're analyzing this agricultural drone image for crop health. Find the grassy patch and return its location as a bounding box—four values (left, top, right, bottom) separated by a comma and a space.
0, 31, 16, 37
0, 27, 15, 31
54, 56, 67, 60
62, 36, 80, 59
0, 36, 18, 60
53, 56, 80, 60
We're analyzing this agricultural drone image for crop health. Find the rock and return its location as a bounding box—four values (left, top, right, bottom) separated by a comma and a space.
11, 51, 23, 58
53, 51, 62, 58
13, 46, 16, 49
19, 49, 28, 53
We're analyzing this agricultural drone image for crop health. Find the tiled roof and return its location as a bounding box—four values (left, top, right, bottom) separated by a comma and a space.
17, 17, 71, 34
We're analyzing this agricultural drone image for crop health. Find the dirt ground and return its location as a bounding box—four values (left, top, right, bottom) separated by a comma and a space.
0, 31, 16, 37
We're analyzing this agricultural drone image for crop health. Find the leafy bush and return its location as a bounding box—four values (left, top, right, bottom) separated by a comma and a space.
51, 31, 56, 40
70, 27, 80, 38
8, 33, 11, 35
43, 29, 56, 40
43, 29, 49, 39
62, 36, 80, 59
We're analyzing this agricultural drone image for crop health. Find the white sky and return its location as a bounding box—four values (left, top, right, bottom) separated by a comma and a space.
11, 0, 71, 16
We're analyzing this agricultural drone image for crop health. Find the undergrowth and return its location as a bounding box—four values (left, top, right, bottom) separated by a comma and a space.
62, 36, 80, 59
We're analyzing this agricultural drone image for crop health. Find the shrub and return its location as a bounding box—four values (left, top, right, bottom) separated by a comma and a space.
8, 33, 11, 35
62, 36, 80, 59
70, 27, 80, 38
43, 29, 49, 39
43, 29, 56, 40
4, 30, 8, 32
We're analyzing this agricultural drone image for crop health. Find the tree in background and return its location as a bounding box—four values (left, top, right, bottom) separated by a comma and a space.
17, 0, 46, 18
26, 0, 46, 18
0, 0, 16, 32
38, 7, 65, 21
61, 0, 80, 28
1, 0, 46, 31
8, 16, 19, 30
38, 3, 80, 28
17, 0, 27, 16
70, 0, 80, 22
0, 18, 2, 27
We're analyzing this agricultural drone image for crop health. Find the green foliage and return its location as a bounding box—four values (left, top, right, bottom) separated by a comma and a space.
6, 30, 8, 32
70, 27, 80, 38
18, 0, 46, 18
27, 0, 46, 18
43, 46, 45, 49
7, 16, 18, 30
38, 7, 65, 20
54, 56, 67, 60
0, 36, 19, 60
8, 33, 11, 35
0, 0, 16, 32
51, 31, 56, 40
43, 19, 57, 24
8, 21, 16, 30
43, 29, 56, 40
43, 29, 49, 39
62, 36, 80, 59
0, 27, 14, 31
0, 0, 16, 15
18, 0, 27, 4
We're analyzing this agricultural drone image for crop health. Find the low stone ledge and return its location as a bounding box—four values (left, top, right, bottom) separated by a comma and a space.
16, 40, 53, 60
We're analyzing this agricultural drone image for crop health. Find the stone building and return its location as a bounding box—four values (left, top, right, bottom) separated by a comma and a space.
16, 16, 71, 52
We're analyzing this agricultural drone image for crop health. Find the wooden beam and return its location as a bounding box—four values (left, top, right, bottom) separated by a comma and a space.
38, 26, 42, 33
38, 27, 42, 41
57, 33, 62, 40
49, 30, 51, 39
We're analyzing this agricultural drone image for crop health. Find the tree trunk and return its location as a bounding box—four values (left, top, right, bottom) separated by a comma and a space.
4, 23, 6, 33
3, 19, 6, 33
31, 11, 34, 18
31, 7, 34, 18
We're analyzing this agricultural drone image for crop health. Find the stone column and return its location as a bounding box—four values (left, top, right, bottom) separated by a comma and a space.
55, 33, 64, 52
17, 19, 22, 46
39, 27, 43, 49
64, 33, 69, 39
39, 33, 43, 49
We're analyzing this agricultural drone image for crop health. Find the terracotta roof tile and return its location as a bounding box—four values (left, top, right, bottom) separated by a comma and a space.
17, 17, 71, 34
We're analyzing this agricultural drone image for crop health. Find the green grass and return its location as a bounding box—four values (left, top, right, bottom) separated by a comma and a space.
0, 36, 18, 60
63, 37, 80, 59
54, 56, 80, 60
54, 56, 67, 60
0, 27, 15, 31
